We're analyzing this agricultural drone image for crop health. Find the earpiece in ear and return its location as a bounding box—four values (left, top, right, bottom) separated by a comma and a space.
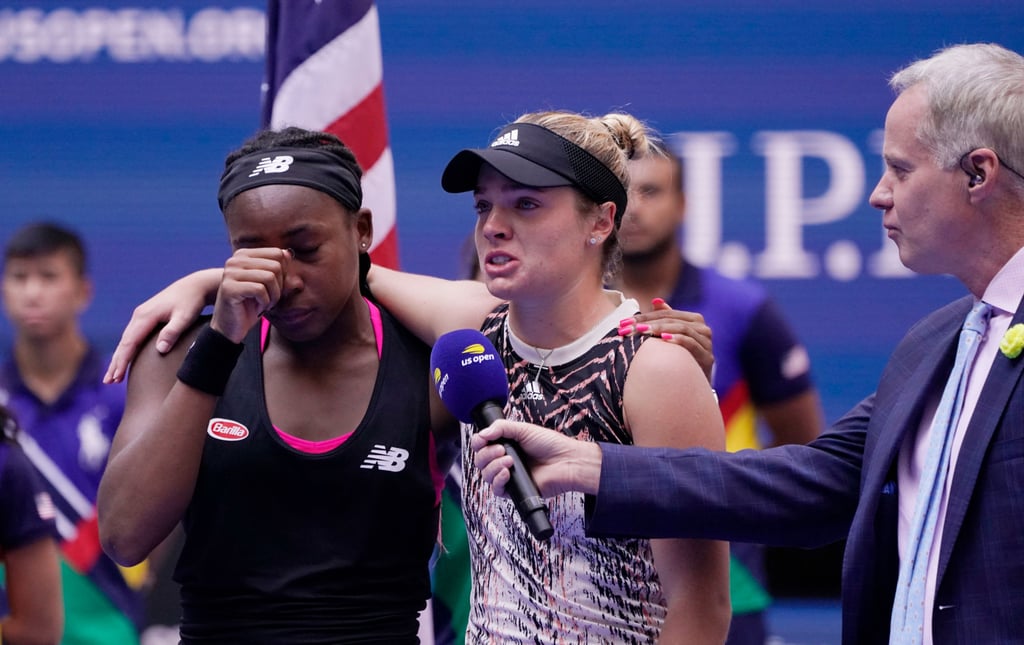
959, 152, 986, 188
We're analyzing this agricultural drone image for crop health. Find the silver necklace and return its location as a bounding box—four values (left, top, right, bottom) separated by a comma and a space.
533, 346, 555, 384
504, 316, 556, 385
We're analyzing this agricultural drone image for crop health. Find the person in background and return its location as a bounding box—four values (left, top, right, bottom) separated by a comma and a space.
616, 142, 824, 644
0, 403, 63, 645
0, 222, 144, 644
472, 42, 1024, 645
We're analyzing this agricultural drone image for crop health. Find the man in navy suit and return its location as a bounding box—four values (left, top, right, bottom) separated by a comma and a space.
472, 42, 1024, 644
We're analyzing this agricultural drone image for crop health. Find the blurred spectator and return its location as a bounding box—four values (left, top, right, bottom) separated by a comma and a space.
1, 222, 145, 644
614, 143, 825, 645
0, 402, 63, 645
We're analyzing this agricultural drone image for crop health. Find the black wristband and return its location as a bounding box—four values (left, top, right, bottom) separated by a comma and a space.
176, 324, 244, 396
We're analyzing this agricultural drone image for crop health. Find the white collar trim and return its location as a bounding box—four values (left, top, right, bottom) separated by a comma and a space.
506, 291, 639, 367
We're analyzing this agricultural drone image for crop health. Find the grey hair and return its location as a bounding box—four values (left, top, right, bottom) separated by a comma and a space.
890, 43, 1024, 180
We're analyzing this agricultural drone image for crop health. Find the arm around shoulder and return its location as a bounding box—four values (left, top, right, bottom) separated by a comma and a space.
366, 266, 500, 344
106, 267, 224, 383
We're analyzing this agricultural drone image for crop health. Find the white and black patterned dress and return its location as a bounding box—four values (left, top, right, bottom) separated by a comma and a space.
462, 293, 668, 644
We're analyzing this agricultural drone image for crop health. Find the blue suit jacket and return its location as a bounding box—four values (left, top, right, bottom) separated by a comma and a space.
587, 293, 1024, 644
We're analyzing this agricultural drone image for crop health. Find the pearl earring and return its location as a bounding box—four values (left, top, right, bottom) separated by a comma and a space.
589, 237, 598, 245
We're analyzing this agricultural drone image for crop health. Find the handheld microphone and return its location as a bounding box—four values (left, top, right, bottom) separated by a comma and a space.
430, 329, 553, 541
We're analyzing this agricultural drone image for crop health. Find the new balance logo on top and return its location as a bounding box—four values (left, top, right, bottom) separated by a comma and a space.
360, 445, 409, 472
248, 155, 295, 177
490, 129, 519, 148
522, 379, 544, 402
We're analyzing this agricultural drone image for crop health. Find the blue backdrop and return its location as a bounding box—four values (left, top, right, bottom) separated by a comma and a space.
3, 1, 1023, 425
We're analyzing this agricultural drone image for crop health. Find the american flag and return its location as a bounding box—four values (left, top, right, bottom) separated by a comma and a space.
35, 490, 56, 521
261, 0, 400, 269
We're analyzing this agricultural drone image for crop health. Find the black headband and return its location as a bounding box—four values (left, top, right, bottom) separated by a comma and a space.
441, 122, 629, 227
217, 147, 363, 213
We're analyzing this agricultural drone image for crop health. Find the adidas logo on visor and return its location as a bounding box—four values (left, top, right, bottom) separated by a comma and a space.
490, 129, 520, 148
248, 155, 295, 177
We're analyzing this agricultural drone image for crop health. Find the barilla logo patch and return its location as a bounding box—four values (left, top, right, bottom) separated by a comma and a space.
208, 418, 250, 441
434, 367, 448, 398
490, 129, 519, 148
460, 343, 496, 367
248, 155, 294, 177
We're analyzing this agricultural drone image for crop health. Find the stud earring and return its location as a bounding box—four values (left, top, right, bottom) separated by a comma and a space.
589, 237, 598, 246
361, 242, 368, 249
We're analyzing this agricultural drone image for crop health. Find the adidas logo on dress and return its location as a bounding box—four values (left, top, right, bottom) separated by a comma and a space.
522, 379, 544, 401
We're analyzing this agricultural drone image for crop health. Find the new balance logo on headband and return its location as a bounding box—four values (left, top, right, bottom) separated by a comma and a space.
248, 155, 295, 177
490, 129, 520, 148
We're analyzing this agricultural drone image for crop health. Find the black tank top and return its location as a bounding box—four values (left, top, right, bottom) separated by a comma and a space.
174, 308, 438, 644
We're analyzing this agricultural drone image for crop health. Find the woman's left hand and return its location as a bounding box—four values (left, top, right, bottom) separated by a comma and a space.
619, 298, 714, 383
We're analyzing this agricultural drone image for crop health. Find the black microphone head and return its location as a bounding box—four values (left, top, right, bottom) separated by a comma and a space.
430, 329, 509, 424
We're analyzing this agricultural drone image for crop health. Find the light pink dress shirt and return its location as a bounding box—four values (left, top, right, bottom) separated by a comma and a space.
897, 245, 1024, 644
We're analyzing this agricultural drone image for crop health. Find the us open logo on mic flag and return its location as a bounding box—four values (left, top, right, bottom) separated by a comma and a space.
430, 330, 510, 424
262, 0, 400, 269
433, 340, 500, 400
461, 342, 497, 366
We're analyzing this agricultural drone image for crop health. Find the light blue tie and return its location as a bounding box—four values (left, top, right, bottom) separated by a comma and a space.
889, 301, 992, 644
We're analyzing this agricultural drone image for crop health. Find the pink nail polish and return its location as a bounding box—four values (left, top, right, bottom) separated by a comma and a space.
636, 324, 650, 333
652, 298, 666, 306
661, 333, 673, 340
619, 317, 635, 326
618, 326, 633, 336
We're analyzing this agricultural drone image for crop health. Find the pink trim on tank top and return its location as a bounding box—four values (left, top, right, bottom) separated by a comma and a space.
261, 298, 384, 454
279, 430, 354, 454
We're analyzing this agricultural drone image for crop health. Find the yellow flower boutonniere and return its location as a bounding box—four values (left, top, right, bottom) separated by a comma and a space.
1000, 323, 1024, 359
